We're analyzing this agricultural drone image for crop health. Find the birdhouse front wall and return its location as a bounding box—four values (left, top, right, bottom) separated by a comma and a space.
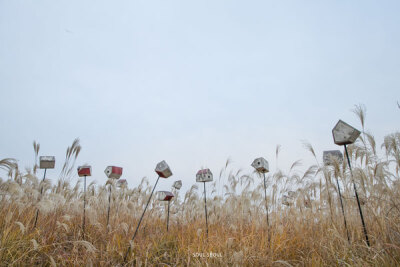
251, 157, 269, 173
39, 156, 55, 169
196, 169, 213, 182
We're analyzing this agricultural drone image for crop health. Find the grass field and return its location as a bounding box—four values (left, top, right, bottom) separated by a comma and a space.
1, 107, 400, 266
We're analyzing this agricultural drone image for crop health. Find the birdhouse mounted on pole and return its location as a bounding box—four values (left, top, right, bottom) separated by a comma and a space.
104, 166, 123, 179
332, 119, 370, 246
155, 160, 172, 178
196, 169, 213, 183
172, 180, 182, 190
77, 165, 91, 239
78, 166, 92, 177
157, 191, 174, 201
39, 156, 55, 169
332, 120, 361, 145
251, 157, 269, 173
117, 179, 128, 187
323, 150, 343, 166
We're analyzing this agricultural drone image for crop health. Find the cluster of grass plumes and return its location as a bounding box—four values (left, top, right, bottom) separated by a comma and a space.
1, 107, 400, 266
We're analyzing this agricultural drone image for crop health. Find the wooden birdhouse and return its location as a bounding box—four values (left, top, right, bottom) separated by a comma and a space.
155, 160, 172, 178
251, 157, 269, 173
323, 150, 343, 166
77, 166, 91, 177
39, 156, 55, 169
196, 169, 213, 183
104, 166, 123, 179
117, 179, 128, 187
157, 191, 174, 201
332, 120, 361, 145
173, 180, 182, 190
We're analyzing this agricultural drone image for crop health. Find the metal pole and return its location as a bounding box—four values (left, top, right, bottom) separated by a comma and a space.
33, 168, 47, 229
167, 200, 170, 232
262, 172, 269, 227
124, 176, 160, 262
82, 175, 87, 239
107, 183, 112, 227
334, 174, 350, 243
204, 182, 209, 239
344, 144, 370, 246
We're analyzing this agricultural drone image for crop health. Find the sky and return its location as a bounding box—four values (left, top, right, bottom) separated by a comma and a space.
0, 1, 399, 194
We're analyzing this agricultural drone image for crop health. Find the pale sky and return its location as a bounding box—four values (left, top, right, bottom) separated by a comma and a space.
1, 1, 399, 193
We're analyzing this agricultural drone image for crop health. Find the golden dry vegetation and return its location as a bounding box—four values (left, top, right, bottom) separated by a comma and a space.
1, 106, 400, 266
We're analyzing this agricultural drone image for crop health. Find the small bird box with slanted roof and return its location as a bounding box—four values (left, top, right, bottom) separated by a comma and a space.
332, 120, 361, 146
104, 166, 123, 179
39, 156, 55, 169
196, 169, 213, 183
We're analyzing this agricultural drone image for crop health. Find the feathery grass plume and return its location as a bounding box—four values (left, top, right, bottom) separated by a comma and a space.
33, 141, 40, 175
60, 138, 81, 179
15, 221, 25, 234
1, 105, 400, 266
0, 158, 17, 175
276, 144, 282, 167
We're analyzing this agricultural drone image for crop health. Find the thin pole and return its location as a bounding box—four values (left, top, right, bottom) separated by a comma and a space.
107, 183, 112, 227
33, 168, 47, 229
334, 174, 350, 243
82, 175, 87, 239
203, 182, 209, 239
124, 176, 160, 262
262, 172, 269, 227
344, 144, 370, 246
167, 201, 170, 232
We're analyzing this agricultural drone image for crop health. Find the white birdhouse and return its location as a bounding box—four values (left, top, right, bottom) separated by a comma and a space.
39, 156, 55, 169
157, 191, 174, 201
196, 169, 213, 183
323, 150, 343, 166
155, 160, 172, 178
332, 120, 361, 145
117, 179, 128, 187
104, 166, 123, 179
173, 180, 182, 190
77, 166, 91, 177
251, 157, 269, 173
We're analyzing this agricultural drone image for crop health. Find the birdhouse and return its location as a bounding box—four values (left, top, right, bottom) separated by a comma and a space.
39, 156, 55, 169
251, 157, 269, 173
77, 166, 91, 177
157, 191, 174, 201
155, 160, 172, 178
323, 150, 343, 166
173, 180, 182, 190
117, 179, 128, 187
104, 166, 123, 179
196, 169, 213, 182
332, 120, 361, 145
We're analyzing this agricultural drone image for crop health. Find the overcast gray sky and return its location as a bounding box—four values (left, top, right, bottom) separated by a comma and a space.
1, 1, 399, 192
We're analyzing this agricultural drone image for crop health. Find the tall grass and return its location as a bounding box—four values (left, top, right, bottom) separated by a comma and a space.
1, 107, 400, 266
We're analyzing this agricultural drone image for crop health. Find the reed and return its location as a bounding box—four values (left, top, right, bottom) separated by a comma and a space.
0, 107, 400, 266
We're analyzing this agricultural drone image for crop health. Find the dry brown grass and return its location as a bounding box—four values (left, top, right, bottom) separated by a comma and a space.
1, 108, 400, 266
